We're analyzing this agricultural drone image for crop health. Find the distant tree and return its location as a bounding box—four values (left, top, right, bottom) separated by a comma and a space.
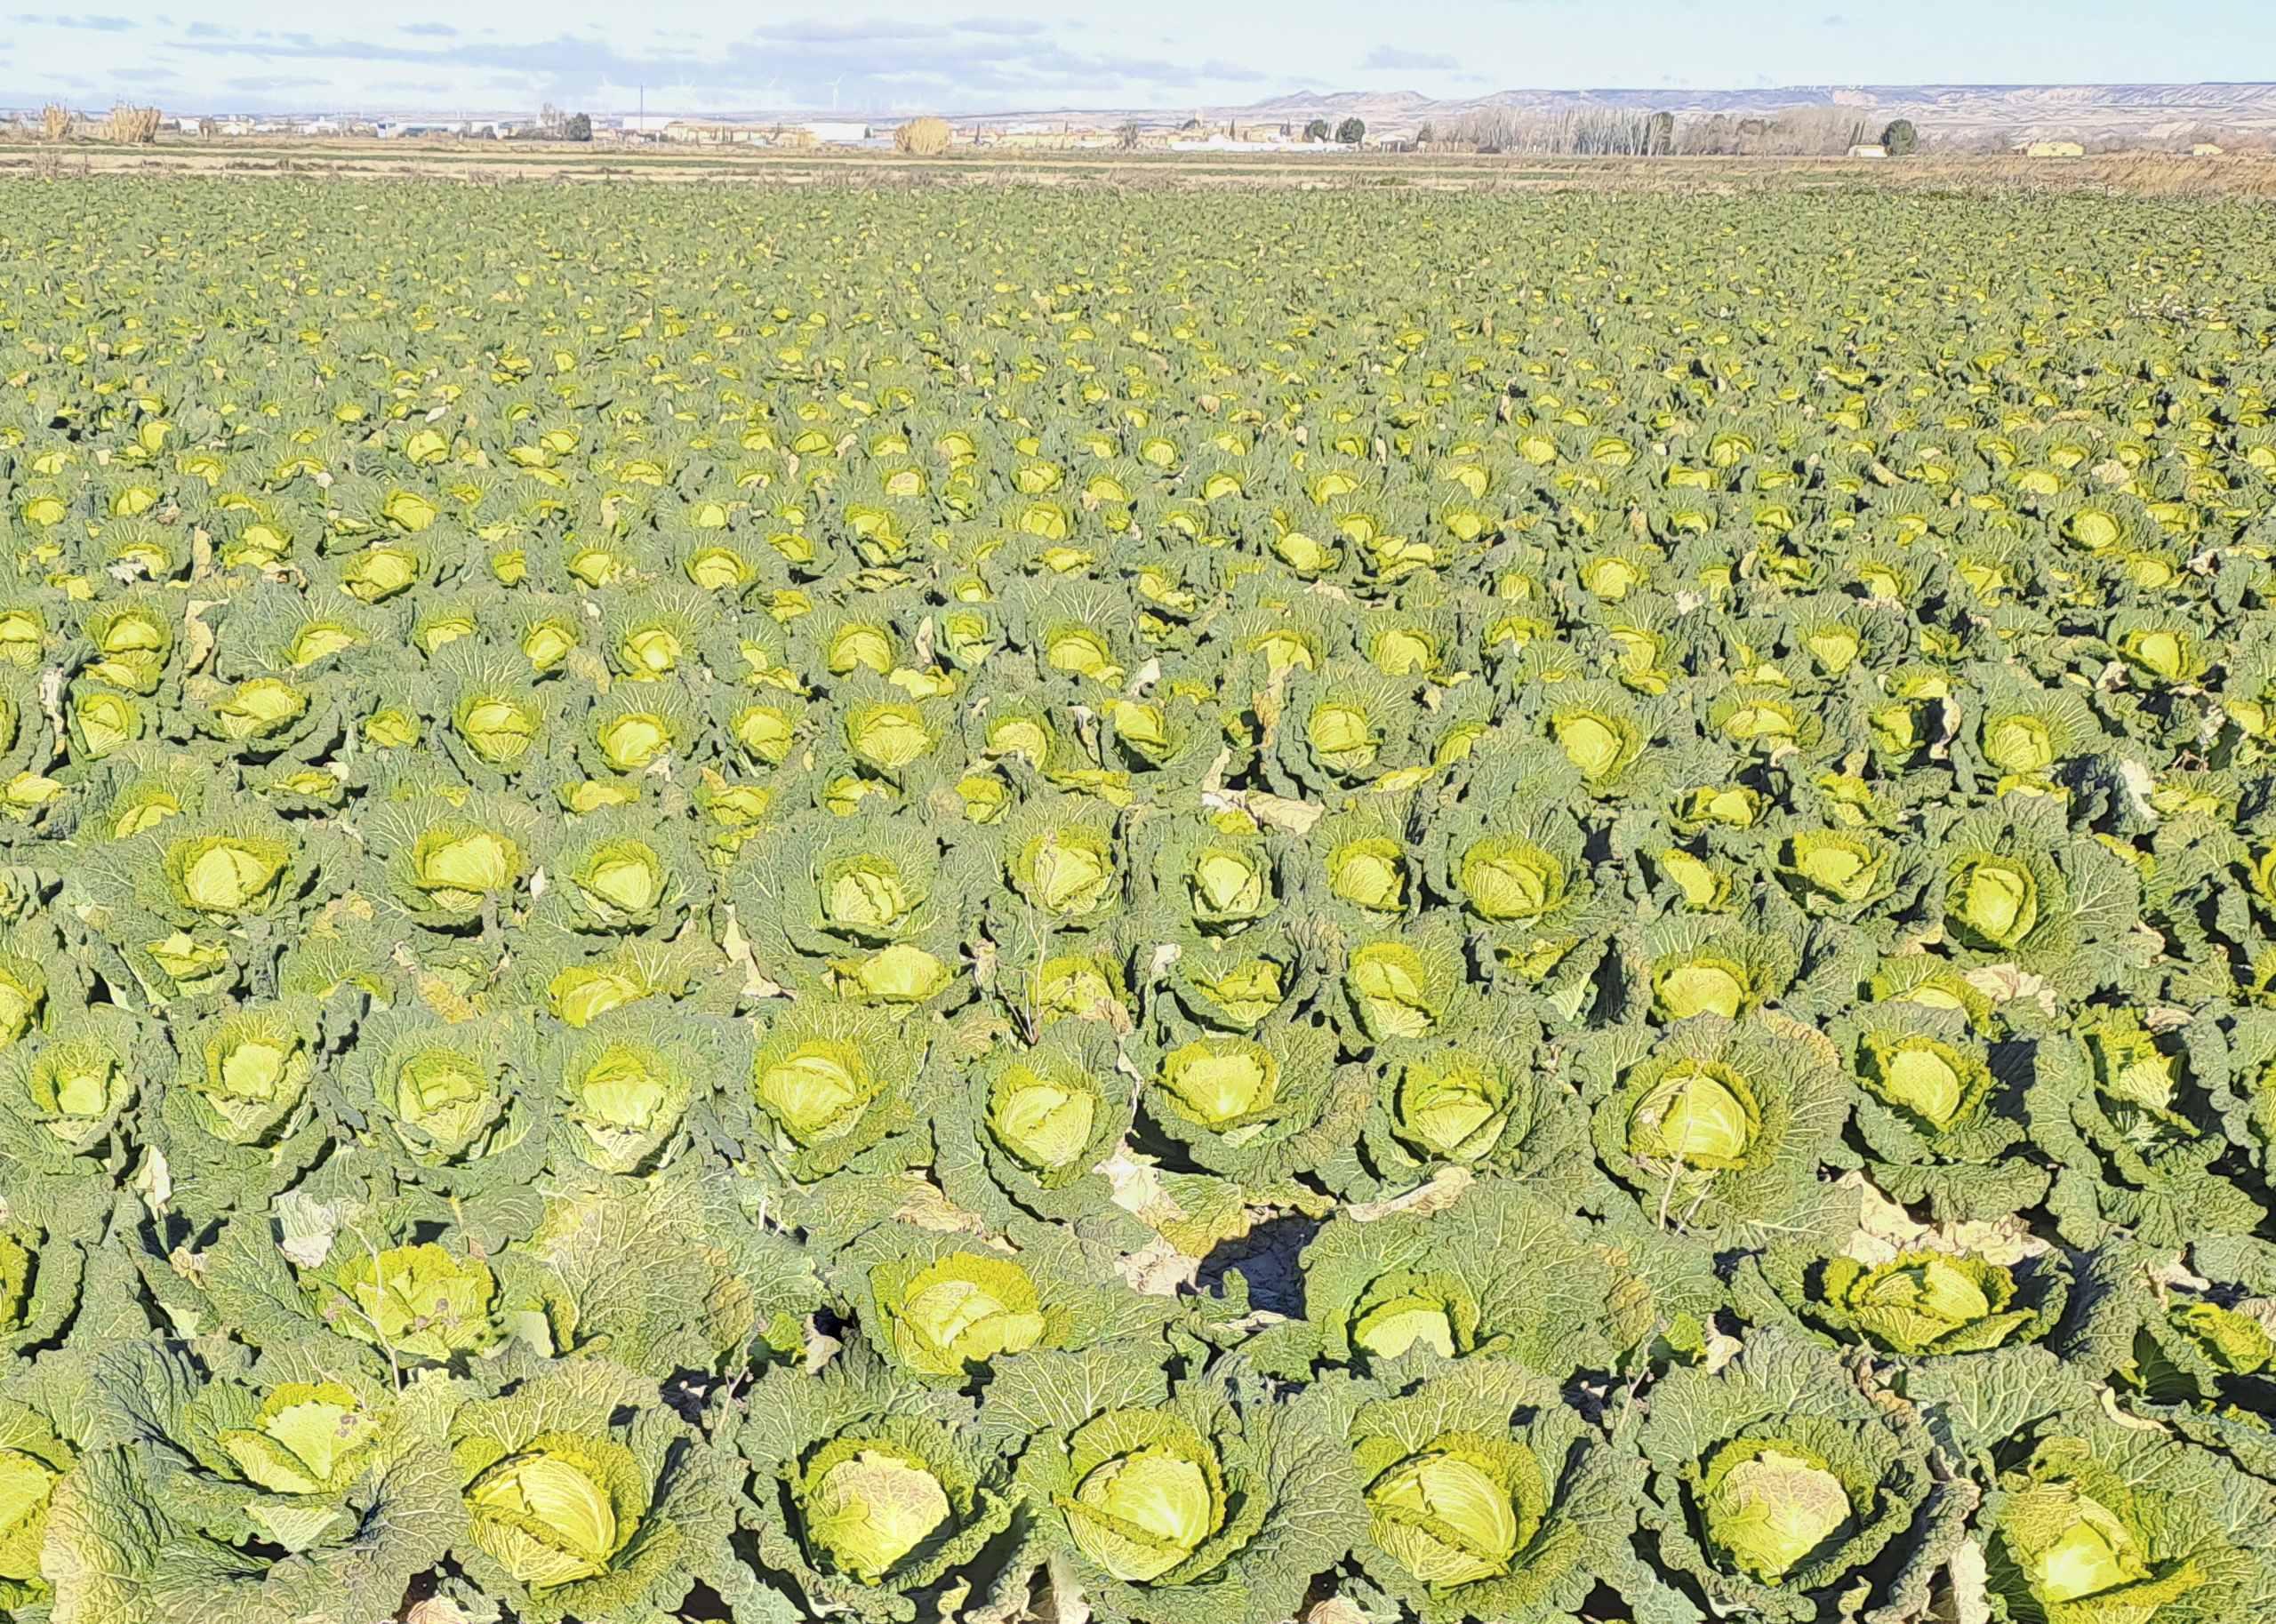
1335, 116, 1366, 146
1117, 120, 1142, 150
1646, 111, 1676, 156
1180, 116, 1203, 132
1416, 121, 1435, 147
1304, 119, 1330, 143
1881, 118, 1919, 156
566, 113, 592, 142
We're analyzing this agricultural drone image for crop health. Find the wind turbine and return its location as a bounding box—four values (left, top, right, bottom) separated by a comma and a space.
828, 76, 844, 114
760, 78, 778, 115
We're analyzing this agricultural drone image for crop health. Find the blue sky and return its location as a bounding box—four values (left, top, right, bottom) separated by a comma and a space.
6, 1, 2273, 116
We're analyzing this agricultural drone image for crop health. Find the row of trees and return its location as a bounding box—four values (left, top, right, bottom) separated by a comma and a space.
525, 104, 593, 141
1422, 106, 1919, 157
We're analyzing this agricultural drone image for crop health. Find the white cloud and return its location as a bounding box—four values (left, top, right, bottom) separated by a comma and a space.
1362, 46, 1461, 73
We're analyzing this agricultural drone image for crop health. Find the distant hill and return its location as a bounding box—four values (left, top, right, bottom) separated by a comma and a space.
964, 83, 2276, 145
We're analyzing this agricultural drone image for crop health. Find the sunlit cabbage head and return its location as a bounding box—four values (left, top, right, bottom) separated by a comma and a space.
1110, 700, 1178, 764
1253, 627, 1318, 676
564, 1041, 688, 1168
0, 1439, 60, 1587
194, 1016, 312, 1140
220, 1381, 381, 1497
0, 1234, 34, 1334
1328, 837, 1407, 915
883, 1252, 1049, 1377
0, 959, 44, 1049
942, 610, 996, 670
1985, 712, 2057, 776
616, 622, 682, 680
1804, 623, 1861, 676
413, 611, 479, 657
728, 703, 797, 765
0, 609, 44, 668
212, 677, 309, 740
1653, 956, 1755, 1022
110, 783, 184, 840
566, 543, 628, 588
24, 1038, 127, 1153
1, 774, 63, 819
1394, 1058, 1511, 1162
1871, 702, 1925, 759
799, 1438, 953, 1584
1551, 707, 1638, 785
71, 688, 138, 756
2116, 627, 2195, 685
411, 825, 522, 913
520, 617, 580, 673
754, 1037, 882, 1145
986, 714, 1054, 767
685, 541, 754, 591
1856, 1032, 1983, 1132
312, 1243, 497, 1362
1700, 1438, 1852, 1584
2088, 1021, 2181, 1116
572, 839, 664, 922
1946, 856, 2039, 949
1046, 628, 1120, 684
1036, 956, 1130, 1025
1658, 849, 1732, 911
1190, 845, 1271, 922
466, 1432, 645, 1590
1676, 784, 1764, 829
365, 708, 420, 748
565, 779, 648, 815
1014, 827, 1118, 920
1821, 1252, 2023, 1355
388, 1044, 503, 1157
343, 546, 420, 603
547, 964, 650, 1028
1784, 832, 1886, 907
1308, 700, 1382, 775
1577, 554, 1642, 601
148, 931, 230, 990
1720, 695, 1799, 746
595, 710, 675, 772
1158, 1038, 1278, 1127
1993, 1442, 2203, 1616
1629, 1060, 1759, 1170
1185, 956, 1285, 1027
166, 834, 290, 916
454, 692, 541, 767
829, 623, 896, 676
1458, 837, 1565, 922
1366, 1433, 1535, 1588
2168, 1301, 2276, 1375
989, 1063, 1102, 1174
846, 702, 935, 770
1350, 942, 1442, 1038
837, 944, 953, 1004
1351, 1271, 1476, 1362
1061, 1415, 1224, 1583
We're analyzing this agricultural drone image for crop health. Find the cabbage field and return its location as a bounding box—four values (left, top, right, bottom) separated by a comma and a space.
0, 177, 2272, 1621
